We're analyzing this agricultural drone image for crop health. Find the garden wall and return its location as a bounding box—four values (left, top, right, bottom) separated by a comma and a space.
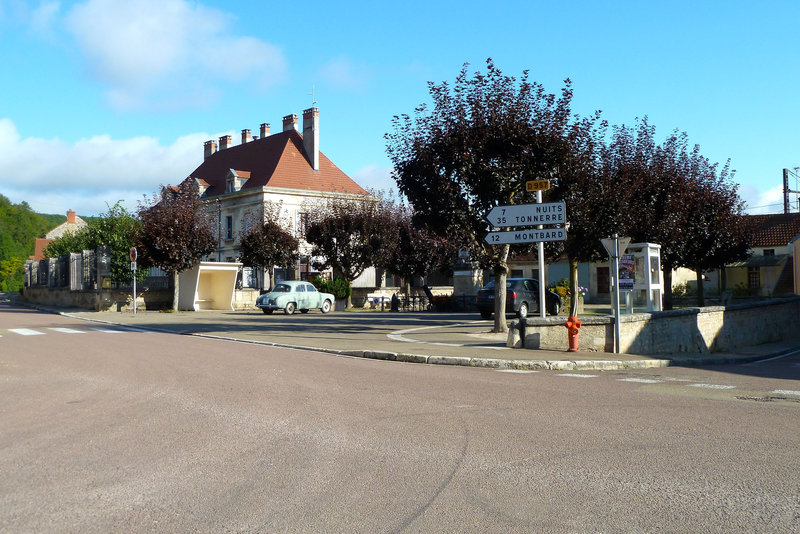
508, 297, 800, 355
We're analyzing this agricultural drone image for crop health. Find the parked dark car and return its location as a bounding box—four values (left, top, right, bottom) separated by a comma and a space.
476, 278, 562, 319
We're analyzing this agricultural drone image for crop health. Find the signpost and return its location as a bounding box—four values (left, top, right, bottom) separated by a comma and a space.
130, 247, 137, 315
484, 227, 566, 245
526, 179, 551, 192
600, 235, 630, 353
485, 202, 566, 228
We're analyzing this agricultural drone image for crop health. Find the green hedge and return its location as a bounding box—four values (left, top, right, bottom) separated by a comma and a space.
311, 276, 351, 300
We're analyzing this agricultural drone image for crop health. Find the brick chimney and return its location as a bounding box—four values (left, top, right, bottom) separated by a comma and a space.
282, 114, 298, 132
260, 123, 270, 138
67, 209, 76, 224
204, 140, 217, 160
218, 135, 232, 150
302, 107, 319, 171
241, 129, 251, 144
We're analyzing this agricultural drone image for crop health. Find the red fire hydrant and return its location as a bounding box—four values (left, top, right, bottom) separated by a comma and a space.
564, 316, 582, 352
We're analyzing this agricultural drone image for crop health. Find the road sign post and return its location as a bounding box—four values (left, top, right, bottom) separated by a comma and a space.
130, 247, 138, 315
484, 228, 566, 245
600, 235, 630, 353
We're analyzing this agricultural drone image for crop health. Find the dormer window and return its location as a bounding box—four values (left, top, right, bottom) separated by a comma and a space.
226, 179, 235, 193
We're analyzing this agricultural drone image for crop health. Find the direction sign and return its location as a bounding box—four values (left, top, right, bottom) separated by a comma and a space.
526, 180, 551, 192
485, 202, 566, 227
485, 227, 567, 245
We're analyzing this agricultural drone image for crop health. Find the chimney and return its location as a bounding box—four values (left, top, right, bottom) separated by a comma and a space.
204, 140, 217, 160
241, 129, 251, 145
282, 114, 298, 132
260, 123, 270, 138
67, 210, 76, 224
218, 135, 232, 150
302, 107, 319, 171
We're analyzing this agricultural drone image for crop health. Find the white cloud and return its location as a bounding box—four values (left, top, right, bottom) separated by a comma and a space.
64, 0, 287, 109
351, 164, 396, 194
0, 117, 214, 216
740, 183, 785, 215
319, 56, 369, 92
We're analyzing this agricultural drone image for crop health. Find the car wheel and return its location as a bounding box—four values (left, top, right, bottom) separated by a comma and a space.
518, 302, 528, 319
548, 301, 560, 316
284, 302, 296, 315
300, 309, 309, 314
262, 308, 273, 315
480, 310, 492, 319
321, 299, 332, 314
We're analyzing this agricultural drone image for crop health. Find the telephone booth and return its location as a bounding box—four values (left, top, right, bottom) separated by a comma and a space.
624, 243, 663, 312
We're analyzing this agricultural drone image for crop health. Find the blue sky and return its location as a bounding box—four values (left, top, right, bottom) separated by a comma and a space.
1, 0, 798, 217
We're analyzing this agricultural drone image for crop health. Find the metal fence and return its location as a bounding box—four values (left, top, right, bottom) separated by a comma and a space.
25, 248, 170, 292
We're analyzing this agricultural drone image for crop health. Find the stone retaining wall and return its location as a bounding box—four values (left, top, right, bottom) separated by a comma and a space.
508, 297, 800, 355
23, 286, 172, 311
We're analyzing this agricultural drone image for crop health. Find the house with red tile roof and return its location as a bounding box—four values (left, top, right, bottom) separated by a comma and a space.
182, 107, 371, 288
723, 213, 800, 296
31, 209, 88, 261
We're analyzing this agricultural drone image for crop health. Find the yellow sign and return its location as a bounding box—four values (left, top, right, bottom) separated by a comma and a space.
526, 180, 551, 192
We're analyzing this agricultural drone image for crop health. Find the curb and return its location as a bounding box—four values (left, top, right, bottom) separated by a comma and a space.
11, 300, 798, 371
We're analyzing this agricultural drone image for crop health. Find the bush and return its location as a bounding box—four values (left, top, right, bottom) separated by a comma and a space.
311, 276, 351, 300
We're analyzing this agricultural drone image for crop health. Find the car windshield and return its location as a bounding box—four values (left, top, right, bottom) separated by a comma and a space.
272, 284, 291, 293
482, 279, 537, 290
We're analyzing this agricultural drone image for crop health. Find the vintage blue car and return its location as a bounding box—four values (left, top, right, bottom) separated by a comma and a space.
256, 280, 336, 315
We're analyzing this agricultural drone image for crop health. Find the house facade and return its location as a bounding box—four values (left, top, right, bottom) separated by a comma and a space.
32, 209, 88, 261
183, 107, 372, 289
723, 213, 800, 296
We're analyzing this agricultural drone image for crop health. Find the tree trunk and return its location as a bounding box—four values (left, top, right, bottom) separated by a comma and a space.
493, 244, 510, 334
662, 269, 674, 310
568, 257, 579, 317
171, 270, 179, 311
696, 269, 705, 307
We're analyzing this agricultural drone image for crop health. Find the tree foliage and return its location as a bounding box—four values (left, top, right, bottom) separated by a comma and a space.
386, 59, 573, 331
239, 202, 300, 289
304, 194, 390, 306
137, 180, 215, 309
0, 195, 54, 291
45, 202, 144, 285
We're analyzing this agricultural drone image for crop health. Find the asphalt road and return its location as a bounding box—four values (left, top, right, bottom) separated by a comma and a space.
2, 299, 799, 533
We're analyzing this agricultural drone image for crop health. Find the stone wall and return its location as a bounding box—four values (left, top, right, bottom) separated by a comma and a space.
509, 297, 800, 355
23, 286, 172, 311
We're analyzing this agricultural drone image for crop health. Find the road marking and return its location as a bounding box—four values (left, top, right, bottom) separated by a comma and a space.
557, 373, 597, 378
772, 390, 800, 396
689, 383, 735, 390
387, 323, 508, 350
497, 369, 538, 374
8, 328, 44, 336
48, 327, 85, 334
89, 327, 124, 333
618, 378, 662, 384
749, 348, 800, 364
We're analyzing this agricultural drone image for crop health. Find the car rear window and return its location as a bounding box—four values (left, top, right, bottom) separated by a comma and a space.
273, 284, 291, 292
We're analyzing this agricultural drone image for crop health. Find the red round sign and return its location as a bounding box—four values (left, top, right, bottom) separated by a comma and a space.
129, 247, 137, 262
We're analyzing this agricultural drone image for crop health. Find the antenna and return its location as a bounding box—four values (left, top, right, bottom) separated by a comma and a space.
784, 167, 800, 214
308, 85, 317, 106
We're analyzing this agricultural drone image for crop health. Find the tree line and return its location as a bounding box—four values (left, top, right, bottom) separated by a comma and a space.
385, 59, 750, 332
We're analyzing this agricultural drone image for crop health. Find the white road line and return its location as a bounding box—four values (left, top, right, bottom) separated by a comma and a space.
8, 328, 44, 336
89, 327, 124, 333
689, 383, 735, 390
497, 369, 538, 374
48, 328, 85, 334
387, 323, 508, 350
557, 373, 597, 378
772, 390, 800, 396
747, 349, 800, 364
618, 378, 662, 384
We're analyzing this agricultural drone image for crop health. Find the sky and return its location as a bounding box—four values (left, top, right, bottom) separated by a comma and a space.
0, 0, 798, 217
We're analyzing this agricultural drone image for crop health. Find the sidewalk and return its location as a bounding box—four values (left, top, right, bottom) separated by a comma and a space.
10, 295, 800, 371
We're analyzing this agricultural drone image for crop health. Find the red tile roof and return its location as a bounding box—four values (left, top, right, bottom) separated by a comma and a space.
188, 130, 368, 197
744, 213, 800, 247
